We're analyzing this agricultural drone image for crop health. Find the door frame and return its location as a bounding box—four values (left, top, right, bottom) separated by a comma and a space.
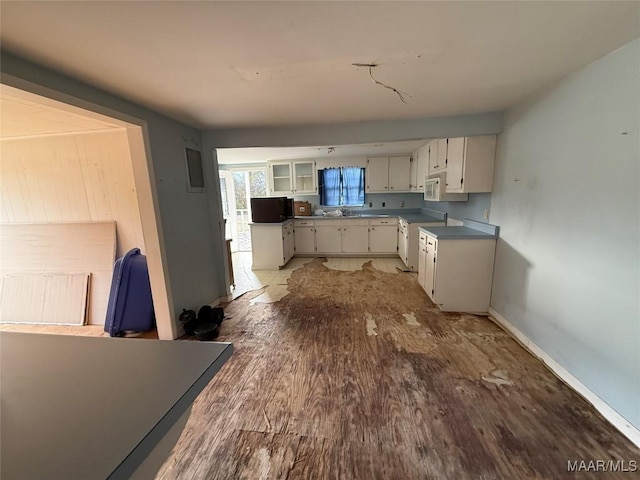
0, 78, 175, 339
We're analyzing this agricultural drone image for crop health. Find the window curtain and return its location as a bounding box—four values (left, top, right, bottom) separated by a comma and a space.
321, 168, 341, 206
342, 167, 365, 205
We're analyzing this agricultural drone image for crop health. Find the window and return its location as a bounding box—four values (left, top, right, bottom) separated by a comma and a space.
318, 167, 365, 206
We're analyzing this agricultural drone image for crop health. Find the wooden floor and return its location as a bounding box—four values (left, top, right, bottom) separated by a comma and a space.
155, 258, 639, 479
0, 323, 158, 339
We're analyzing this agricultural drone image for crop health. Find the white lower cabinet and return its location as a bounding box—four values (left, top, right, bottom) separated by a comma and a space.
293, 220, 315, 254
398, 220, 409, 266
418, 230, 496, 313
315, 220, 342, 254
283, 223, 295, 262
369, 218, 398, 253
418, 232, 427, 288
341, 220, 369, 253
293, 217, 401, 256
250, 220, 294, 270
400, 219, 446, 271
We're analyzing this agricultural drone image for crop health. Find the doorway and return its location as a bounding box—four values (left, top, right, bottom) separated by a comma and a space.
219, 168, 267, 252
0, 83, 174, 339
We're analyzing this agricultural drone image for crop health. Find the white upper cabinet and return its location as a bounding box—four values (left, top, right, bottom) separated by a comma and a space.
415, 145, 430, 192
365, 156, 390, 192
409, 150, 418, 191
445, 135, 496, 193
428, 138, 448, 175
388, 155, 411, 192
366, 155, 411, 193
292, 160, 317, 194
269, 161, 293, 195
268, 159, 317, 195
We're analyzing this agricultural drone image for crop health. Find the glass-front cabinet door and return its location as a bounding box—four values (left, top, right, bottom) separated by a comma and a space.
269, 161, 293, 194
293, 160, 317, 194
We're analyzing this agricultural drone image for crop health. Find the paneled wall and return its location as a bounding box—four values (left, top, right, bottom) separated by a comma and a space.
1, 129, 145, 257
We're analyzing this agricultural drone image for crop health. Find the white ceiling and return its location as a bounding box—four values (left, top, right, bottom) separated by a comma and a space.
1, 2, 638, 130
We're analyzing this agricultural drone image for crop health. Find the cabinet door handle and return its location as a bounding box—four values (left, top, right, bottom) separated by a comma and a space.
371, 227, 375, 231
428, 241, 433, 245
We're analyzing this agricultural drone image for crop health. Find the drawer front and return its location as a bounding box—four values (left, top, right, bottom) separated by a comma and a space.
283, 222, 294, 233
314, 219, 342, 226
419, 232, 427, 244
341, 218, 369, 226
294, 219, 314, 227
370, 218, 398, 226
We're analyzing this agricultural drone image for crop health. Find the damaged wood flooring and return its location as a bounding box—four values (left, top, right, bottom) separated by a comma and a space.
158, 258, 639, 479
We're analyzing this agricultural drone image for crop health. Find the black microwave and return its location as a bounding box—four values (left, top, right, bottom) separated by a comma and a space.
250, 197, 294, 223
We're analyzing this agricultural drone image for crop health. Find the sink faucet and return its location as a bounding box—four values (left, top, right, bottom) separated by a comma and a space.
341, 208, 351, 216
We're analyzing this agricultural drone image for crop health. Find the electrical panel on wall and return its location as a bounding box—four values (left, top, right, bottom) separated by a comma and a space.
184, 145, 205, 193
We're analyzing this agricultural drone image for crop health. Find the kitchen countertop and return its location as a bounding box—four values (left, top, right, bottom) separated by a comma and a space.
295, 209, 447, 223
249, 219, 294, 226
420, 219, 499, 240
397, 213, 446, 224
0, 332, 233, 480
295, 214, 392, 219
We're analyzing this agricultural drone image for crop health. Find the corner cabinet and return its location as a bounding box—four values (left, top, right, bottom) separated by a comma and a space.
366, 156, 411, 193
268, 160, 317, 195
400, 217, 446, 271
444, 136, 496, 193
250, 220, 294, 270
410, 144, 430, 192
426, 135, 496, 194
368, 218, 398, 253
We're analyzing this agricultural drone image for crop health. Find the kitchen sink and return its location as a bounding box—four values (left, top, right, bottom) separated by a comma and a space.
349, 214, 390, 217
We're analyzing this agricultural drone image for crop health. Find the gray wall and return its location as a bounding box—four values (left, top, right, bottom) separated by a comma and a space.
1, 51, 226, 332
490, 39, 640, 428
204, 112, 503, 149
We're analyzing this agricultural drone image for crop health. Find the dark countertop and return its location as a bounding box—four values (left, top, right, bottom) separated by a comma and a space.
249, 219, 294, 226
420, 219, 500, 240
0, 332, 233, 480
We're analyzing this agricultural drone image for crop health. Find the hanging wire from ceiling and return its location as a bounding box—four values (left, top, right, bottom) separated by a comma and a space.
352, 63, 411, 104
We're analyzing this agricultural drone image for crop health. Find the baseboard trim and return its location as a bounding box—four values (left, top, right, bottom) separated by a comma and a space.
488, 307, 640, 448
